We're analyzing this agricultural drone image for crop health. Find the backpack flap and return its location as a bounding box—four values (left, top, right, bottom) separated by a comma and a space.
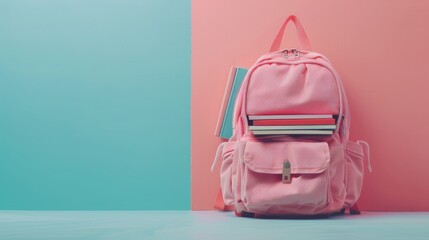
241, 141, 331, 214
244, 141, 330, 175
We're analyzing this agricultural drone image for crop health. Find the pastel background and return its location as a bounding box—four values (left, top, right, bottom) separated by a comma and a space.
0, 0, 190, 210
192, 0, 429, 211
1, 0, 428, 212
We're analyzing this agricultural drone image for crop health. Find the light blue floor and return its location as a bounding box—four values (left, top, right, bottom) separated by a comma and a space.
0, 211, 428, 240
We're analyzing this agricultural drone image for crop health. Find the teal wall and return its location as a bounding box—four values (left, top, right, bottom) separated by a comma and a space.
0, 1, 190, 210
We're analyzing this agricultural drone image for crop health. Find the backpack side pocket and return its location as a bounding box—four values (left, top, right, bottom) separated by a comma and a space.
345, 141, 365, 207
220, 142, 237, 205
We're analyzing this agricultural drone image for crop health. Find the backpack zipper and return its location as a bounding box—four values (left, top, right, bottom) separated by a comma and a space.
282, 49, 300, 59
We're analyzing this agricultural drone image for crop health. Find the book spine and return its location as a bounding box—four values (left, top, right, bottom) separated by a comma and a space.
248, 114, 334, 120
214, 67, 236, 137
220, 67, 248, 139
252, 130, 333, 135
251, 118, 336, 126
249, 125, 336, 130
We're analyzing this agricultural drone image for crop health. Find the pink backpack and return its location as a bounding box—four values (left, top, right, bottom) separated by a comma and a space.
212, 15, 371, 217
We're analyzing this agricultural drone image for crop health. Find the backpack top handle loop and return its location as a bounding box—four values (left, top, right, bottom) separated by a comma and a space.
269, 15, 312, 52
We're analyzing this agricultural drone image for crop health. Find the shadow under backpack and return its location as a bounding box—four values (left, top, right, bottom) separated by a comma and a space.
212, 15, 371, 218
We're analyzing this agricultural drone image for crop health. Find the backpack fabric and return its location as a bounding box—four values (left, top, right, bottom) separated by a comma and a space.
212, 15, 371, 217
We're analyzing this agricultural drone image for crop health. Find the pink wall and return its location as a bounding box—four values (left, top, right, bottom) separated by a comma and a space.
192, 0, 429, 211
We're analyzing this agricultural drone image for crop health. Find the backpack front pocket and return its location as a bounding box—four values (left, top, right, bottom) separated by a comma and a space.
241, 140, 331, 215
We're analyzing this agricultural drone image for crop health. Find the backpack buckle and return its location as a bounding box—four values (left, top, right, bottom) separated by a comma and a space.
282, 161, 291, 183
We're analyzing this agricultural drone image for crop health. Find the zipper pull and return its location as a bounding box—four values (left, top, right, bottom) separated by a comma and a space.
283, 49, 289, 59
291, 48, 300, 58
282, 161, 291, 183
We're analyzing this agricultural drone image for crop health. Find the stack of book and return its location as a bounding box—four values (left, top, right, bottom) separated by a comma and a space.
248, 114, 337, 136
